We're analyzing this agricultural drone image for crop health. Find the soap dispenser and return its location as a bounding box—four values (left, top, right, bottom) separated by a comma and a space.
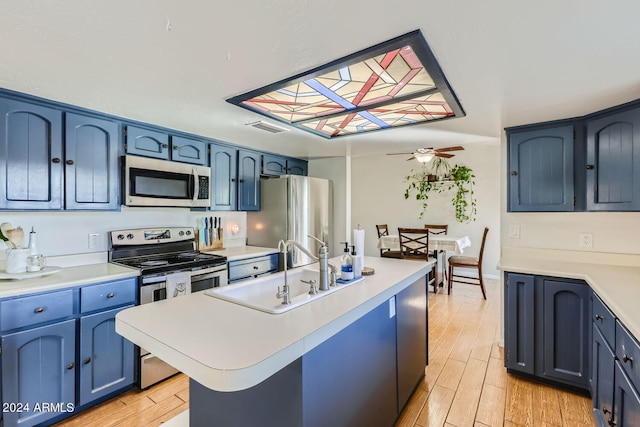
340, 242, 354, 281
27, 227, 38, 256
351, 245, 362, 279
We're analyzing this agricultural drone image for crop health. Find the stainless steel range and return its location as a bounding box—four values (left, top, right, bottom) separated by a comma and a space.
109, 226, 227, 388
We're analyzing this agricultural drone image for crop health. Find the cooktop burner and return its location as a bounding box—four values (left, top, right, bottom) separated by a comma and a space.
140, 260, 170, 267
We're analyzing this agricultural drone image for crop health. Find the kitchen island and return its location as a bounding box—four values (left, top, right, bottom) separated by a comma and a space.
116, 256, 433, 427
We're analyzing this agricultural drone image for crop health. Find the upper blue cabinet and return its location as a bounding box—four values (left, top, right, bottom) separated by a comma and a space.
0, 98, 64, 210
507, 99, 640, 212
125, 126, 207, 165
508, 125, 575, 212
261, 153, 308, 177
210, 144, 260, 211
65, 113, 120, 210
586, 106, 640, 211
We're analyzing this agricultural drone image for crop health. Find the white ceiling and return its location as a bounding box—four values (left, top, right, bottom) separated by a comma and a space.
2, 1, 640, 160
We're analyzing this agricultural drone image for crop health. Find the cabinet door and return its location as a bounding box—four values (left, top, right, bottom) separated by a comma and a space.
237, 150, 260, 211
210, 143, 237, 211
0, 98, 64, 210
508, 125, 574, 212
614, 361, 640, 427
125, 125, 169, 159
586, 108, 640, 211
171, 136, 207, 165
261, 154, 287, 176
505, 273, 535, 374
79, 306, 134, 406
592, 326, 615, 427
1, 319, 76, 427
65, 113, 120, 210
396, 277, 427, 411
286, 158, 308, 176
541, 278, 590, 389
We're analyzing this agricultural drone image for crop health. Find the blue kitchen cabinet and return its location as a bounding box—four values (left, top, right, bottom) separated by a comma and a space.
396, 276, 428, 411
585, 106, 640, 211
540, 278, 590, 388
592, 326, 616, 426
79, 306, 134, 405
505, 273, 590, 390
285, 158, 307, 176
613, 361, 640, 427
1, 319, 76, 427
505, 273, 535, 375
237, 149, 260, 211
65, 113, 120, 210
171, 135, 207, 165
261, 154, 308, 176
507, 125, 575, 212
125, 125, 170, 159
0, 97, 64, 210
210, 143, 238, 211
227, 253, 279, 283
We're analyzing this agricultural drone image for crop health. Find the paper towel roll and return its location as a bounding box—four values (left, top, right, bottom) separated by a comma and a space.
353, 228, 365, 266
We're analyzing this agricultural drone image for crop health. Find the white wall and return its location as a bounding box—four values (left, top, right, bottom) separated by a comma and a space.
0, 208, 247, 257
351, 144, 501, 277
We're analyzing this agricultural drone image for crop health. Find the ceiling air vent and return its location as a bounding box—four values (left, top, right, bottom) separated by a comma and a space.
246, 121, 289, 134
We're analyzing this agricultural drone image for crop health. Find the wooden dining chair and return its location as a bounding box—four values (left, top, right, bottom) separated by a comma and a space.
424, 224, 448, 285
398, 228, 437, 292
376, 224, 401, 258
447, 227, 489, 299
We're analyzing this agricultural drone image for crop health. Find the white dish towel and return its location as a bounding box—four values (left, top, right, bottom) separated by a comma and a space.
166, 271, 191, 298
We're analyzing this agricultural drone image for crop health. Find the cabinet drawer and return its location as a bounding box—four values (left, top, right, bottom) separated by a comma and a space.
228, 254, 279, 282
81, 278, 137, 313
616, 320, 640, 386
593, 292, 616, 347
0, 290, 75, 331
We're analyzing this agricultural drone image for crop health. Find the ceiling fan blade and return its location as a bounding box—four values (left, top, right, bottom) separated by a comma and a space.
435, 145, 464, 152
386, 152, 414, 156
435, 152, 454, 158
406, 156, 416, 161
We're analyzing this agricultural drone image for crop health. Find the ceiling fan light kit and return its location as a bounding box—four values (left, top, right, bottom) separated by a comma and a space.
414, 152, 435, 163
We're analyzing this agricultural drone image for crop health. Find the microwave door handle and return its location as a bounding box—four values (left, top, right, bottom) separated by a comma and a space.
192, 168, 199, 204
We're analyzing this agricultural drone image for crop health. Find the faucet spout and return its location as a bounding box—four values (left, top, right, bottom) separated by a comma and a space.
278, 235, 333, 292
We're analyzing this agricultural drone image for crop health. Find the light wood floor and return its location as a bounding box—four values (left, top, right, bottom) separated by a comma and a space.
54, 277, 596, 427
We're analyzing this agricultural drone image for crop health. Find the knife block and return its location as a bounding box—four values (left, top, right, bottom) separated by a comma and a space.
196, 228, 224, 251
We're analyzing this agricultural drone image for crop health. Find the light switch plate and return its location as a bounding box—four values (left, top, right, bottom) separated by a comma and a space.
88, 233, 100, 249
509, 225, 520, 239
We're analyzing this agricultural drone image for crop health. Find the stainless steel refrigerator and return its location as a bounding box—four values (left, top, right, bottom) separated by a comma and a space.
247, 175, 332, 269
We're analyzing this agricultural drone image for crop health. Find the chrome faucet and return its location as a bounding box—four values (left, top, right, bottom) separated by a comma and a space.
277, 235, 337, 299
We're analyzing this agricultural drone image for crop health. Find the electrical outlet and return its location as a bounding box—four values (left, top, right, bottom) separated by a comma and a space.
579, 233, 593, 248
509, 225, 520, 239
88, 233, 100, 249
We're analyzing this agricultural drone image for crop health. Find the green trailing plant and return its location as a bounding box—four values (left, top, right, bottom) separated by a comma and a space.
404, 163, 477, 223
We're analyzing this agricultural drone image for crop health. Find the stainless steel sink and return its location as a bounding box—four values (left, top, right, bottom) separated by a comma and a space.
205, 268, 362, 314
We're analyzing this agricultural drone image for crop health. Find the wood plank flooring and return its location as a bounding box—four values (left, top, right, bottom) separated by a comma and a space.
54, 277, 596, 427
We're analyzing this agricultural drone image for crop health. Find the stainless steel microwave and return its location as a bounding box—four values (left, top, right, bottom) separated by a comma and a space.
123, 155, 211, 207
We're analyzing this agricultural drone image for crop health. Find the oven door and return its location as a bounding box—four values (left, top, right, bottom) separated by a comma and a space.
123, 155, 210, 207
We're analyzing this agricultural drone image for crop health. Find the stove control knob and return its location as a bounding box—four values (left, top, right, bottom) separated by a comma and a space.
127, 233, 134, 240
186, 230, 191, 235
179, 231, 185, 236
117, 234, 125, 240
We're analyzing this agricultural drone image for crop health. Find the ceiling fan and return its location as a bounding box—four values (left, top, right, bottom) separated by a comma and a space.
386, 146, 465, 162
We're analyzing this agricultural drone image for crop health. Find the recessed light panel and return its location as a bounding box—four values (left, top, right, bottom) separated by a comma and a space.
227, 30, 464, 138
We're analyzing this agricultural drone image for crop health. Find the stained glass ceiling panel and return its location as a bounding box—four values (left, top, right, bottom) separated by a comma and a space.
227, 30, 465, 138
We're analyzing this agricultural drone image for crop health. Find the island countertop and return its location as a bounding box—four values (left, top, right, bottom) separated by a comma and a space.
116, 256, 433, 392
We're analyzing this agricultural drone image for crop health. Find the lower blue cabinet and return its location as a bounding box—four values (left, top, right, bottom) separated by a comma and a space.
504, 273, 590, 390
1, 319, 76, 427
592, 326, 615, 426
614, 361, 640, 427
79, 306, 134, 406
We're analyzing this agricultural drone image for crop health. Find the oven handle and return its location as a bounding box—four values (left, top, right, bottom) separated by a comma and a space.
192, 168, 199, 204
141, 264, 227, 285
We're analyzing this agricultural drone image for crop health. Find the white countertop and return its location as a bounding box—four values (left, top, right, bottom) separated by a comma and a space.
116, 256, 433, 392
202, 245, 278, 261
0, 263, 139, 298
498, 253, 640, 340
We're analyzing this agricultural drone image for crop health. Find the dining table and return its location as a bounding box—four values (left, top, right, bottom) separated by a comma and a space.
376, 234, 472, 289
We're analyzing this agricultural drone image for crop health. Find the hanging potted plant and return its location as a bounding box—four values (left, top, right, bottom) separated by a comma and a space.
404, 162, 477, 223
447, 164, 477, 223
